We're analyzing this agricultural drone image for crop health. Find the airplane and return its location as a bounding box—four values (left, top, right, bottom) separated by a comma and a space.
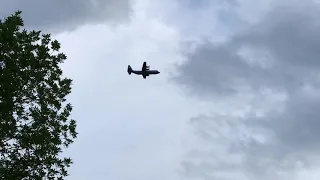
127, 62, 160, 79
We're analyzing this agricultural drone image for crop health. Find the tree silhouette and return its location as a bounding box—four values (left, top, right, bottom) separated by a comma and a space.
0, 11, 77, 179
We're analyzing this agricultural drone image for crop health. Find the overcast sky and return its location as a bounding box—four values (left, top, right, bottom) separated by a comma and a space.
2, 0, 320, 180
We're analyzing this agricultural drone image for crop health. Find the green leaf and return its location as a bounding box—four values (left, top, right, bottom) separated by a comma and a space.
51, 40, 61, 51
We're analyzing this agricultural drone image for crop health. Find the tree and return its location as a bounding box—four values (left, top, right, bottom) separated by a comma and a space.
0, 11, 77, 179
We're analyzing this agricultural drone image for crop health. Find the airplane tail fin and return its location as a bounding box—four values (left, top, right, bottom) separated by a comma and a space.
127, 65, 132, 75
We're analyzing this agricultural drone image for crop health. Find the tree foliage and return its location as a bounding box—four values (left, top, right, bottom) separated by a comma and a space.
0, 11, 77, 179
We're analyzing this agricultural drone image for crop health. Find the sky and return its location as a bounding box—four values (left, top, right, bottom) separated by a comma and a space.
2, 0, 320, 180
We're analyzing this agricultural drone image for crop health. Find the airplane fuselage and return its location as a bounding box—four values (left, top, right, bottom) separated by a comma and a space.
131, 70, 160, 75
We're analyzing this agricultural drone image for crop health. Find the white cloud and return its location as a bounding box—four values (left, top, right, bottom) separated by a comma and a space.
53, 1, 208, 179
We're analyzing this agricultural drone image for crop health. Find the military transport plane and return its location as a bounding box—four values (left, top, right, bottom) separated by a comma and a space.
127, 62, 160, 79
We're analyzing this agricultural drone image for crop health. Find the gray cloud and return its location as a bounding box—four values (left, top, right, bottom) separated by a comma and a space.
0, 0, 132, 33
242, 91, 320, 159
174, 0, 320, 179
173, 0, 320, 97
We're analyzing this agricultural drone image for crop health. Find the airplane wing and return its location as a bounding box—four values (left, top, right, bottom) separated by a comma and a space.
142, 62, 147, 71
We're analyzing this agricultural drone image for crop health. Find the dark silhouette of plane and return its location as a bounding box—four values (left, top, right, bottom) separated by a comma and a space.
127, 62, 160, 79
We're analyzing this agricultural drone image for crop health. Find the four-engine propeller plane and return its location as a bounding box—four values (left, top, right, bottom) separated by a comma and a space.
127, 62, 160, 79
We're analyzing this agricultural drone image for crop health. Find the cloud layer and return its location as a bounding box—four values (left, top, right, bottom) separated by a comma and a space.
3, 0, 320, 179
174, 0, 320, 179
0, 0, 132, 33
